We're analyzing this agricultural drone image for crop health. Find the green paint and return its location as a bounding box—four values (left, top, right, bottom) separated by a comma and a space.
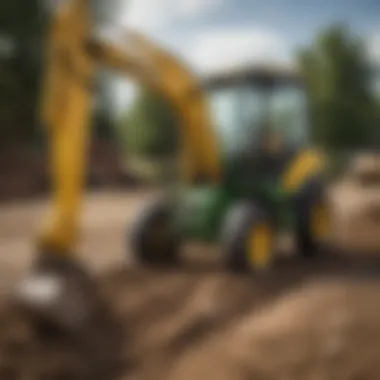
172, 184, 230, 241
167, 69, 326, 245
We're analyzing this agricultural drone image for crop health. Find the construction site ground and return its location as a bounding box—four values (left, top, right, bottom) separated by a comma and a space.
1, 189, 380, 380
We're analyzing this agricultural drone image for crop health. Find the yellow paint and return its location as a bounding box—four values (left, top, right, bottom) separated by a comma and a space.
38, 1, 222, 255
310, 203, 330, 242
281, 149, 326, 194
248, 223, 273, 270
91, 31, 222, 183
39, 0, 94, 255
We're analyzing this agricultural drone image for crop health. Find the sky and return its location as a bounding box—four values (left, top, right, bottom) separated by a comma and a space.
104, 0, 380, 115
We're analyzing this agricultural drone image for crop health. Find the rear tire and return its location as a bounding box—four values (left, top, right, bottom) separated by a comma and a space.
294, 179, 330, 258
221, 202, 276, 273
130, 199, 181, 267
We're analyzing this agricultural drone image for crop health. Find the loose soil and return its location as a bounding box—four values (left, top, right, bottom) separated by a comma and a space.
0, 190, 380, 380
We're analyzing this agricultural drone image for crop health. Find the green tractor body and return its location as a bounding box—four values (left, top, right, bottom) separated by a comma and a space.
131, 65, 329, 271
173, 66, 317, 239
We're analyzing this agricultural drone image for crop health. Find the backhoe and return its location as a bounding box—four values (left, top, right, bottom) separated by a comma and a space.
131, 65, 331, 271
15, 0, 331, 330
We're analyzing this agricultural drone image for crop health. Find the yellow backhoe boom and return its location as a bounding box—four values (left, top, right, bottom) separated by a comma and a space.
38, 0, 221, 255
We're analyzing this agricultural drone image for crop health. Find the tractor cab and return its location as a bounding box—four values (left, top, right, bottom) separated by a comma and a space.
132, 64, 330, 271
205, 65, 309, 185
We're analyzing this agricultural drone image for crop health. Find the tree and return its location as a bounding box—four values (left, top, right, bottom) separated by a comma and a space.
0, 0, 126, 149
298, 24, 377, 149
92, 71, 118, 141
0, 0, 48, 148
92, 0, 125, 142
119, 89, 179, 158
374, 66, 380, 117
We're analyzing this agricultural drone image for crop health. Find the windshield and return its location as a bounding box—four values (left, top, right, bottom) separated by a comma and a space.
207, 84, 264, 153
207, 81, 309, 154
268, 83, 309, 145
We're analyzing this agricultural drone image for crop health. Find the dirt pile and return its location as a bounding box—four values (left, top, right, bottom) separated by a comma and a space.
331, 152, 380, 251
2, 190, 380, 380
0, 142, 138, 203
0, 294, 126, 380
1, 259, 380, 380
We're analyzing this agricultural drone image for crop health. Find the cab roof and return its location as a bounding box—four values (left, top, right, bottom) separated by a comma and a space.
202, 62, 304, 88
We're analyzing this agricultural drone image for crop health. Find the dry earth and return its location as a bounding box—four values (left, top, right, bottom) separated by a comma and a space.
0, 190, 380, 380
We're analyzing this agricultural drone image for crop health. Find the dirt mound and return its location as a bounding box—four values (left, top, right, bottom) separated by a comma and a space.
0, 295, 126, 380
1, 258, 380, 380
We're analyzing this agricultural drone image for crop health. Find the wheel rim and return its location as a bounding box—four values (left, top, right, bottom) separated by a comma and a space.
310, 203, 330, 242
247, 223, 273, 270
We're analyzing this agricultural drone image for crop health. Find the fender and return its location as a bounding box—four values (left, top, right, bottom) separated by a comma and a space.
281, 148, 327, 195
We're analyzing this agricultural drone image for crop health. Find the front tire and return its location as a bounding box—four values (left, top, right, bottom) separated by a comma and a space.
221, 202, 276, 273
294, 179, 331, 258
130, 199, 181, 267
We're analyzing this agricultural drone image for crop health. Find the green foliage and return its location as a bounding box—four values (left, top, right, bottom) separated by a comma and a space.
91, 0, 123, 137
92, 106, 114, 140
92, 72, 117, 141
0, 0, 48, 148
374, 68, 380, 128
118, 89, 179, 158
298, 24, 377, 149
0, 0, 47, 138
0, 0, 124, 149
